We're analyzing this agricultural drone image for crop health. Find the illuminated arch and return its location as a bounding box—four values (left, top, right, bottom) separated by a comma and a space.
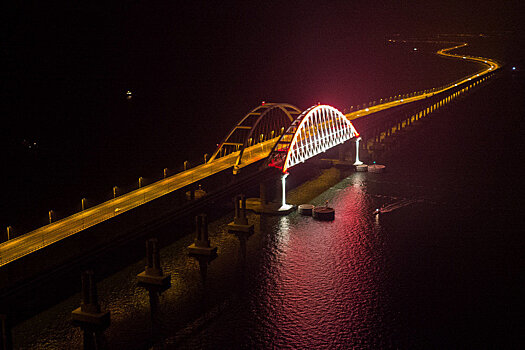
209, 103, 301, 168
267, 105, 359, 173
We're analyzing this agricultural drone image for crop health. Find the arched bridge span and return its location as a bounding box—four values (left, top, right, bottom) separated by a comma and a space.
267, 105, 359, 173
208, 103, 301, 169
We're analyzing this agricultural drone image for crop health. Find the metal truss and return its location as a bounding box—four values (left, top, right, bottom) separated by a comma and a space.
268, 105, 359, 173
209, 103, 301, 167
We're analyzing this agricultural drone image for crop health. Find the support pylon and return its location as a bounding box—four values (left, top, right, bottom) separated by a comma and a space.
228, 195, 254, 234
71, 270, 110, 349
188, 214, 217, 255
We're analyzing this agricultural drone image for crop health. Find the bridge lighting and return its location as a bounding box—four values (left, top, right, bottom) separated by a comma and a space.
268, 104, 359, 173
81, 198, 86, 211
164, 168, 168, 178
354, 137, 363, 165
49, 210, 53, 224
139, 177, 144, 188
113, 186, 118, 199
281, 173, 289, 208
6, 226, 12, 240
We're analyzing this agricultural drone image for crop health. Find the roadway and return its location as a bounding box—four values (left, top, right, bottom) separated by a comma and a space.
0, 42, 500, 266
345, 42, 500, 121
0, 139, 277, 265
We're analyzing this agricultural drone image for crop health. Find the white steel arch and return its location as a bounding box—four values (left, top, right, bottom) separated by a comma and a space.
268, 105, 359, 173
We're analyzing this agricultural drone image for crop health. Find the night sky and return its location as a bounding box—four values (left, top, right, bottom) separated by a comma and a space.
3, 1, 523, 123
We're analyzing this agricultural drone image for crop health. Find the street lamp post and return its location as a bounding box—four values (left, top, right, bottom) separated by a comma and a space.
48, 210, 53, 224
81, 198, 86, 229
6, 226, 12, 241
139, 177, 145, 203
163, 168, 168, 179
113, 186, 118, 199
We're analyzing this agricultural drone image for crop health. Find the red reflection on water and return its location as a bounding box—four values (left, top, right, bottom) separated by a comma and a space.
254, 176, 390, 348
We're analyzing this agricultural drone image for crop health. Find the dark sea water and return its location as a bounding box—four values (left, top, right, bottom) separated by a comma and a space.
11, 69, 525, 348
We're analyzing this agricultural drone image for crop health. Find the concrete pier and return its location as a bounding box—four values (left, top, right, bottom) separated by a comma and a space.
246, 179, 295, 215
313, 206, 335, 221
228, 195, 254, 234
188, 214, 217, 256
137, 239, 171, 288
137, 239, 170, 332
71, 270, 110, 349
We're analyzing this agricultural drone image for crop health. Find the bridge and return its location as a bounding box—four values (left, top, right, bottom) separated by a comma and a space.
0, 42, 501, 267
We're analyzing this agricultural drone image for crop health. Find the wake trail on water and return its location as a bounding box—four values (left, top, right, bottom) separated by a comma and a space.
378, 198, 422, 213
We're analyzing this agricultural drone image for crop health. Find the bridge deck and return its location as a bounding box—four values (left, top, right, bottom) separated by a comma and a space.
0, 140, 275, 266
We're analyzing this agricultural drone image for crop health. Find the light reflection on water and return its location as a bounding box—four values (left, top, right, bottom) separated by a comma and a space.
14, 168, 403, 349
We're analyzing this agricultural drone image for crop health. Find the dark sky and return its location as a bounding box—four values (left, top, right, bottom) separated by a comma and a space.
3, 1, 523, 70
2, 1, 523, 130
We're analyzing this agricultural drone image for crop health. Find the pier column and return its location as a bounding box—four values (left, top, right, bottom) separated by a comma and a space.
188, 214, 217, 256
71, 270, 110, 350
137, 239, 171, 330
228, 194, 254, 234
280, 173, 289, 208
338, 144, 345, 161
259, 181, 268, 205
137, 239, 171, 287
353, 137, 363, 165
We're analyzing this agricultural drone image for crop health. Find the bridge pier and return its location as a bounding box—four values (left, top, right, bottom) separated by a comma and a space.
188, 214, 217, 256
137, 239, 170, 335
137, 239, 171, 287
228, 195, 254, 234
354, 137, 363, 165
71, 270, 110, 350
